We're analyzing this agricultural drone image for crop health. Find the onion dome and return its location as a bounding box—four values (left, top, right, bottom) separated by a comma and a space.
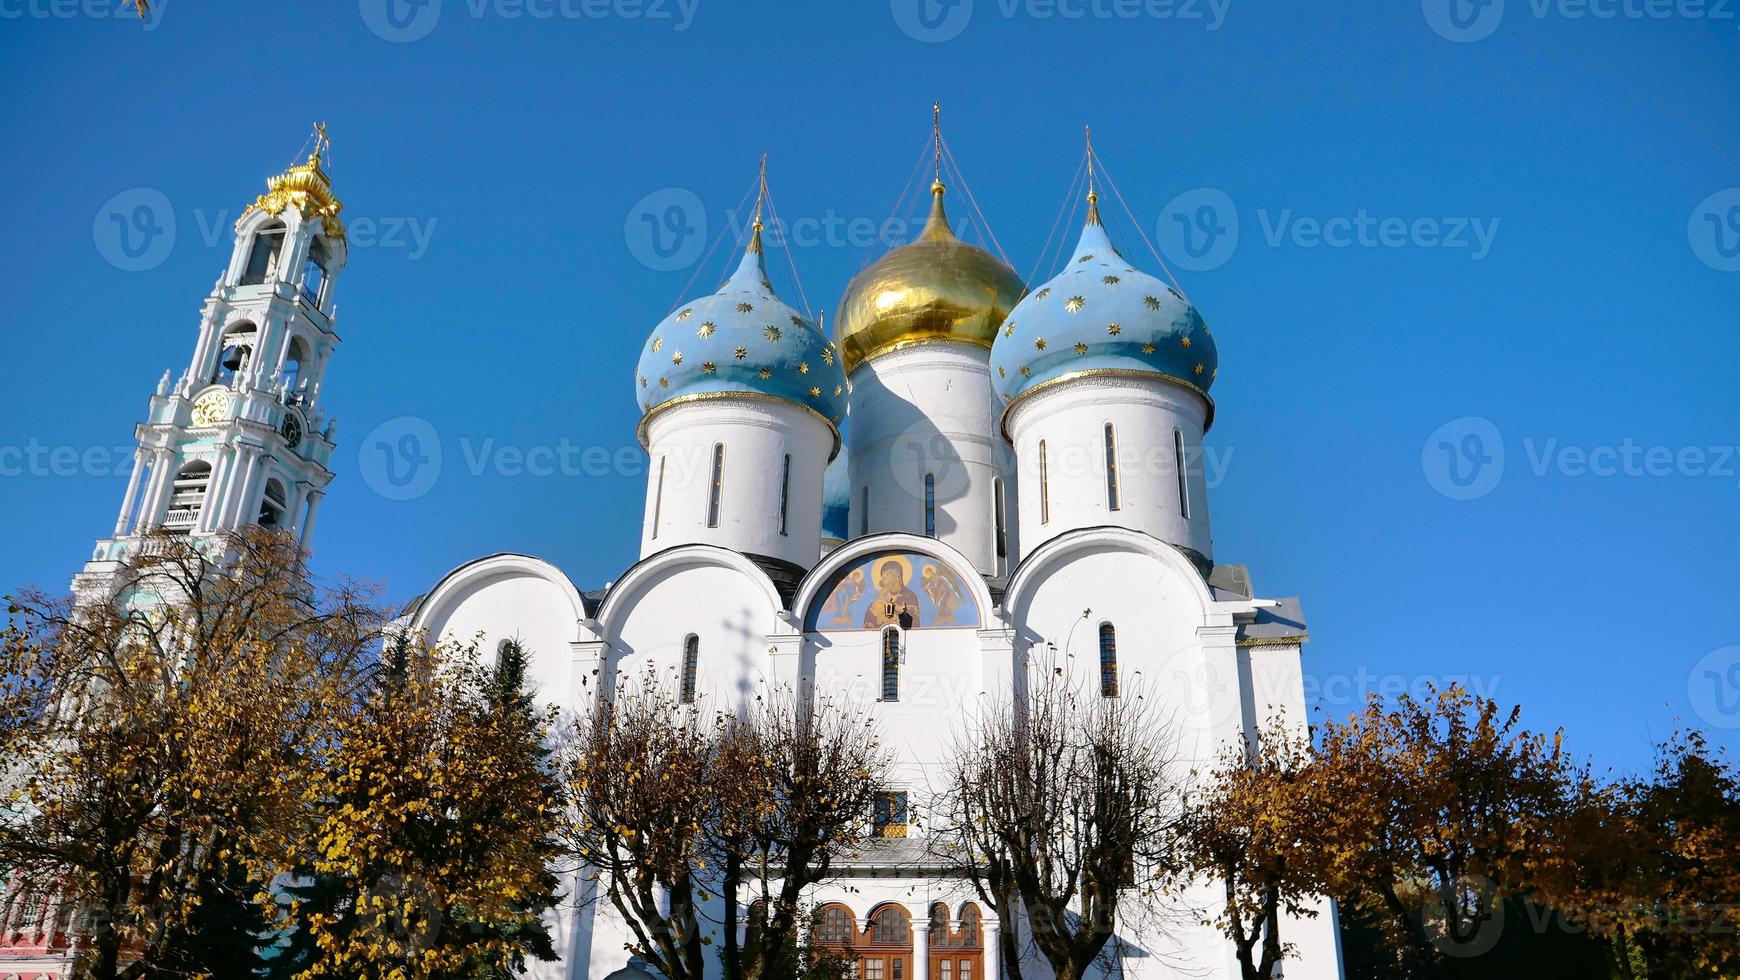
635, 221, 847, 446
821, 451, 850, 542
990, 192, 1218, 423
835, 180, 1025, 374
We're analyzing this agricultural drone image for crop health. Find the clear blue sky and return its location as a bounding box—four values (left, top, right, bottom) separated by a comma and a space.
2, 0, 1736, 771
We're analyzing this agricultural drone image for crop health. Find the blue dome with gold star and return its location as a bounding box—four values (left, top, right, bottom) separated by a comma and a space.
990, 198, 1217, 419
636, 226, 847, 441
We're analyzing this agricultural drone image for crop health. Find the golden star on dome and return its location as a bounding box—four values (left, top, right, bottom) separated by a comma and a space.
758, 368, 772, 380
790, 314, 805, 327
1102, 275, 1120, 284
676, 308, 692, 321
698, 321, 716, 338
1019, 366, 1031, 377
1004, 321, 1016, 338
821, 348, 835, 365
1193, 362, 1205, 375
1035, 338, 1047, 350
737, 302, 754, 313
998, 367, 1006, 378
639, 376, 647, 388
1141, 342, 1157, 354
651, 337, 663, 353
1077, 253, 1095, 263
1107, 323, 1121, 336
672, 352, 684, 365
1035, 288, 1051, 300
734, 346, 748, 359
1212, 367, 1218, 378
658, 377, 669, 388
1143, 295, 1161, 310
1074, 342, 1089, 355
834, 385, 843, 396
701, 361, 717, 374
764, 325, 781, 342
1180, 336, 1191, 348
1064, 296, 1085, 313
797, 362, 810, 375
809, 386, 821, 398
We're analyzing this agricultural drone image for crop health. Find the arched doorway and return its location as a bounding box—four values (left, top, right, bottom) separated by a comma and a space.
927, 902, 985, 980
855, 903, 912, 979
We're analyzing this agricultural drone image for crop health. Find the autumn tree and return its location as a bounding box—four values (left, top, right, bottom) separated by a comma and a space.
932, 660, 1189, 980
1308, 684, 1581, 979
556, 678, 890, 980
289, 633, 562, 979
0, 529, 383, 980
717, 691, 890, 980
1178, 723, 1327, 980
557, 674, 715, 980
1547, 730, 1740, 979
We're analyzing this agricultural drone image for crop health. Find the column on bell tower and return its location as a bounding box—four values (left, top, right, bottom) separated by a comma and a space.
76, 125, 352, 597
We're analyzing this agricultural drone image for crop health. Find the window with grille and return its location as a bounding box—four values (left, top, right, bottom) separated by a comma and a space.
873, 790, 909, 838
681, 634, 699, 704
1099, 622, 1118, 698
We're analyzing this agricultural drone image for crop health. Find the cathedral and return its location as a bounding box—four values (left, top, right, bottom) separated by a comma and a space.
4, 123, 1345, 980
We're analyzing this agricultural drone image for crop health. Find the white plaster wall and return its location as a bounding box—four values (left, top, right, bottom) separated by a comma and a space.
847, 344, 1018, 578
1006, 376, 1212, 563
413, 562, 582, 712
641, 398, 833, 568
604, 560, 784, 710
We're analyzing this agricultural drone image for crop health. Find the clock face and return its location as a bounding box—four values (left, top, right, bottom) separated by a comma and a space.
191, 388, 232, 427
280, 411, 304, 449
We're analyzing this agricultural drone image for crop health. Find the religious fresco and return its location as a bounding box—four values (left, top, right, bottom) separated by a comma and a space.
805, 550, 981, 632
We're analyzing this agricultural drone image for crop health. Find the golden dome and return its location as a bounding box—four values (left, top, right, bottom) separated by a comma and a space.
835, 181, 1025, 374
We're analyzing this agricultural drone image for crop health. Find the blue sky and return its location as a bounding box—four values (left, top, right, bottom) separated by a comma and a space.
1, 0, 1736, 771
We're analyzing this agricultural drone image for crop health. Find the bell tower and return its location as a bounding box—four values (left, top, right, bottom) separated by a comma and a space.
73, 125, 349, 598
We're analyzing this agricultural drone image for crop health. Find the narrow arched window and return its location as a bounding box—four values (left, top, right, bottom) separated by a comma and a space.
881, 627, 900, 702
240, 222, 285, 286
301, 236, 330, 306
1099, 622, 1118, 698
993, 478, 1007, 559
706, 443, 725, 528
257, 478, 288, 529
924, 473, 936, 537
166, 461, 212, 533
778, 453, 791, 536
1038, 440, 1051, 524
1104, 423, 1121, 511
1174, 429, 1191, 519
681, 634, 699, 704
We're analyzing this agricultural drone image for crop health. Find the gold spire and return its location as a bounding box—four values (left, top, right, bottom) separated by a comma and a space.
748, 154, 768, 254
932, 100, 943, 189
1084, 124, 1102, 226
238, 122, 345, 240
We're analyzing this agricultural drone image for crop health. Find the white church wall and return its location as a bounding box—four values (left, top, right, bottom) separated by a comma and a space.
600, 551, 785, 710
410, 554, 586, 712
847, 344, 1017, 577
640, 398, 834, 569
1005, 375, 1213, 564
